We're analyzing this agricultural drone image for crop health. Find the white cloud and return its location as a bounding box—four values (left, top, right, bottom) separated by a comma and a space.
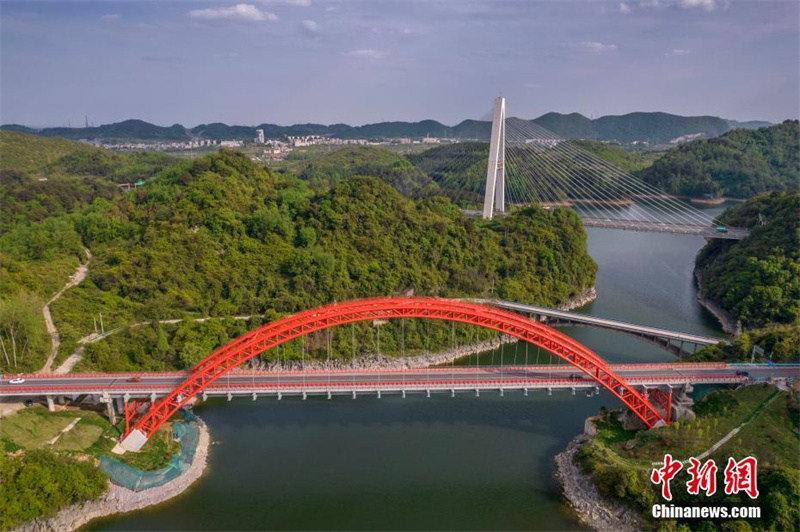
581, 41, 618, 53
665, 48, 691, 57
269, 0, 311, 6
302, 19, 320, 32
639, 0, 660, 8
679, 0, 717, 10
189, 4, 277, 22
342, 49, 386, 60
619, 3, 632, 14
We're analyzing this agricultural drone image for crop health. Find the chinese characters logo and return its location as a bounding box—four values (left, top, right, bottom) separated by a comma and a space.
651, 455, 758, 500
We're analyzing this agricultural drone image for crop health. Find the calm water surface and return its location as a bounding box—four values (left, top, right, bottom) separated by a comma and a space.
90, 205, 728, 531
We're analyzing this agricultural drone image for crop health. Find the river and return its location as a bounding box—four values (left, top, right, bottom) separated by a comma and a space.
89, 204, 729, 531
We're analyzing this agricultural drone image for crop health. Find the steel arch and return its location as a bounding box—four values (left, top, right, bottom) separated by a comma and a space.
121, 297, 667, 446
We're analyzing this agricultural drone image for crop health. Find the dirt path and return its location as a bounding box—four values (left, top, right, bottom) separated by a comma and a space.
690, 387, 781, 463
40, 247, 92, 373
52, 315, 255, 374
47, 418, 81, 445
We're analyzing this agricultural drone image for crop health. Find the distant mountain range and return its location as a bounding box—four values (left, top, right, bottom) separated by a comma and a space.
1, 113, 773, 145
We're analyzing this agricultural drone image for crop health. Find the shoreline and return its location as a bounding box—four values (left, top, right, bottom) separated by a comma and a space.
243, 287, 598, 372
16, 287, 598, 531
694, 269, 740, 337
17, 420, 211, 532
554, 423, 644, 531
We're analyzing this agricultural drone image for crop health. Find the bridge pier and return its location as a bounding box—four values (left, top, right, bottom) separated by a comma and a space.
46, 396, 55, 412
106, 400, 117, 426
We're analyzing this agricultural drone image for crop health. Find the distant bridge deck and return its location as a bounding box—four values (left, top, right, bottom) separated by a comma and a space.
2, 363, 797, 399
483, 299, 722, 348
460, 209, 749, 240
581, 218, 748, 240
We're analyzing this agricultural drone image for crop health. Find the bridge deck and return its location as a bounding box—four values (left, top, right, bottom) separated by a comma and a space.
2, 363, 796, 398
482, 299, 722, 345
460, 209, 748, 240
580, 218, 748, 240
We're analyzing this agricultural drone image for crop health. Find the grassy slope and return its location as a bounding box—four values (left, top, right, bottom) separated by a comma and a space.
638, 121, 800, 198
578, 384, 800, 530
0, 131, 104, 172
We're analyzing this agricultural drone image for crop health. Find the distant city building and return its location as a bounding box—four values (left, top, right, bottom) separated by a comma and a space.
256, 129, 265, 143
220, 140, 244, 148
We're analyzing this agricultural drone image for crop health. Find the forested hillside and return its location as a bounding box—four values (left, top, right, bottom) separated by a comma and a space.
639, 121, 799, 198
408, 142, 489, 205
2, 111, 758, 143
692, 191, 799, 361
296, 146, 438, 197
534, 111, 731, 143
1, 141, 597, 373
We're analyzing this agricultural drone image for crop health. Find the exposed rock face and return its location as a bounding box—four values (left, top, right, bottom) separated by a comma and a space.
694, 269, 740, 337
557, 286, 598, 311
555, 433, 645, 532
240, 336, 515, 372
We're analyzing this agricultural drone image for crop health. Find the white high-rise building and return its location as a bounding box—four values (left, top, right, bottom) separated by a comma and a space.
256, 129, 265, 143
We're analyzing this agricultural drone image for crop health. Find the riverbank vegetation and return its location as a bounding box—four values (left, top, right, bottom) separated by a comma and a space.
0, 404, 178, 530
575, 384, 800, 531
692, 191, 799, 362
639, 121, 799, 198
0, 448, 107, 530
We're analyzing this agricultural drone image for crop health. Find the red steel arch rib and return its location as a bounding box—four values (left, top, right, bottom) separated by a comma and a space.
120, 298, 666, 450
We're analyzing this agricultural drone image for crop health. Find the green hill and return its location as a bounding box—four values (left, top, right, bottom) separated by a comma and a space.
408, 142, 489, 206
571, 140, 661, 173
296, 146, 438, 198
639, 121, 800, 198
1, 145, 597, 373
3, 112, 763, 143
695, 191, 800, 329
0, 130, 104, 171
1, 132, 176, 230
532, 111, 732, 144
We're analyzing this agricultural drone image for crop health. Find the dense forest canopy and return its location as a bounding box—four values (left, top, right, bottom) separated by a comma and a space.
0, 451, 108, 530
638, 121, 799, 198
296, 146, 438, 198
0, 134, 597, 373
695, 191, 800, 328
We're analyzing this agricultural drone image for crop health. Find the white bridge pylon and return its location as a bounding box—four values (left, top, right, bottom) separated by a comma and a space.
482, 96, 505, 220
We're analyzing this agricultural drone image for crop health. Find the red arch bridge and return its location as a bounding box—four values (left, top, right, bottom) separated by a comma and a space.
2, 298, 794, 453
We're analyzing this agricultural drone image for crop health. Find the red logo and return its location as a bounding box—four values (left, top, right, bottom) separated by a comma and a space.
723, 457, 759, 499
686, 457, 718, 496
650, 453, 683, 501
651, 455, 759, 500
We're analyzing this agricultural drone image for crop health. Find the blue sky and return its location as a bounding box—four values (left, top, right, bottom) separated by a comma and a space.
1, 0, 797, 127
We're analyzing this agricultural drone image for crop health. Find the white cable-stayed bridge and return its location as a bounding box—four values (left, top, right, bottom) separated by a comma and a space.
457, 97, 749, 240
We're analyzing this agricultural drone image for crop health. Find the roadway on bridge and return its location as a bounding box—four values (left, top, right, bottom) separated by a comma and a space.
2, 364, 796, 397
484, 299, 722, 345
